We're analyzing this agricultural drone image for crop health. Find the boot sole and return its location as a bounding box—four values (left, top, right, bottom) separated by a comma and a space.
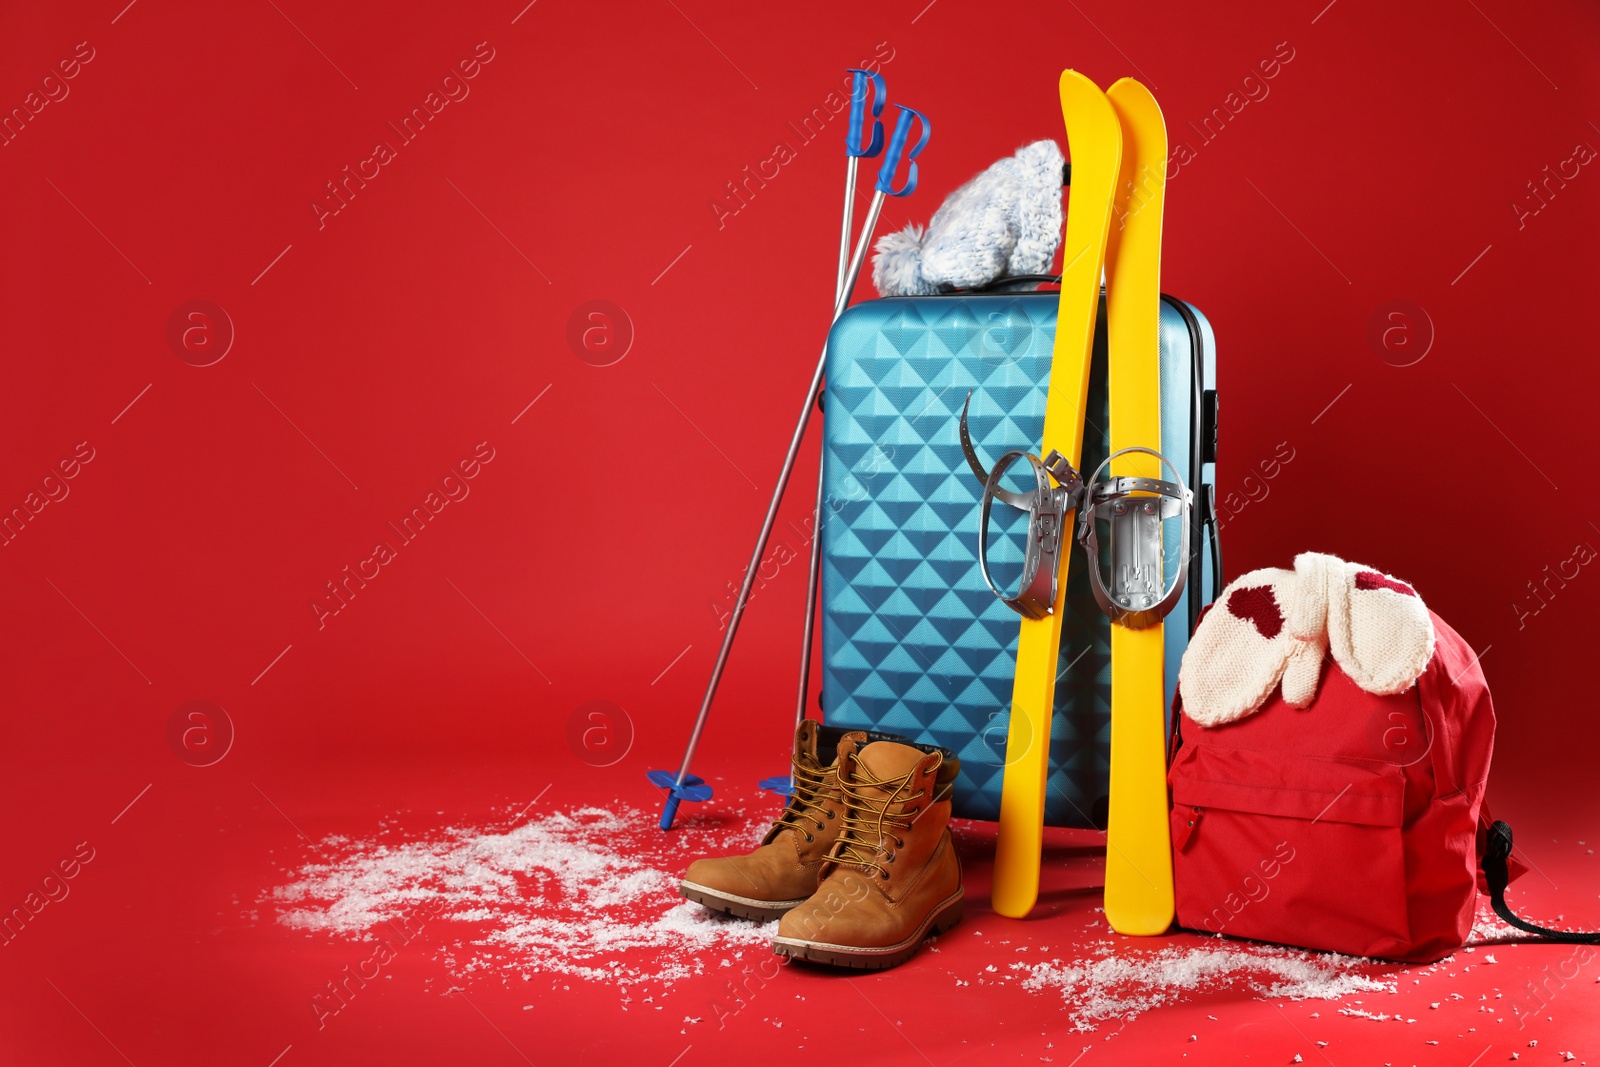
771, 890, 963, 970
679, 880, 806, 923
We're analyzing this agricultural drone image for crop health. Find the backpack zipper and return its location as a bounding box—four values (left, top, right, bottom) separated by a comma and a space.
1174, 805, 1202, 851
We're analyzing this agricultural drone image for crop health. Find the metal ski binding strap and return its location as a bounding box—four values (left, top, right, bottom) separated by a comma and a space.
1075, 446, 1193, 630
957, 392, 1083, 620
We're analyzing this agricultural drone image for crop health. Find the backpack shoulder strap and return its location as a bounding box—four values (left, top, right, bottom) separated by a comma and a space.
1483, 821, 1600, 944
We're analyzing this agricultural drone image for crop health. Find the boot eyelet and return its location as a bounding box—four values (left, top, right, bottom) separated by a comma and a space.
804, 832, 815, 843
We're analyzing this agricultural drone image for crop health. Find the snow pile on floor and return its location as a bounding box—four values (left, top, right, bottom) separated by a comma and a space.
1467, 906, 1529, 944
271, 805, 773, 987
1022, 945, 1395, 1031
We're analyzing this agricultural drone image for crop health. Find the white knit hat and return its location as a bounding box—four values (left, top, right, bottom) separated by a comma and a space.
872, 140, 1064, 296
1178, 552, 1437, 727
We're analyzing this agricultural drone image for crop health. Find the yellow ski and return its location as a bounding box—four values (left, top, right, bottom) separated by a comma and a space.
1100, 77, 1175, 936
991, 71, 1122, 920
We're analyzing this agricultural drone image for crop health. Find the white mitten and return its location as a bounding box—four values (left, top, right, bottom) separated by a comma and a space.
1281, 630, 1328, 707
1278, 552, 1340, 708
1180, 553, 1436, 725
1178, 567, 1299, 726
1321, 556, 1435, 695
1287, 552, 1339, 641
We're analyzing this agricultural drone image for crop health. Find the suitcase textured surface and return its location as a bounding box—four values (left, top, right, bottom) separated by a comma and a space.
819, 291, 1217, 826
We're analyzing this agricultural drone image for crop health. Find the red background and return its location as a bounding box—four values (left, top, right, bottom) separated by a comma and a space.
2, 0, 1598, 1063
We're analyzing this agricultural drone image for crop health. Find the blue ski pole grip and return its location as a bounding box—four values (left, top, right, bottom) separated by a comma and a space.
875, 105, 930, 198
845, 68, 886, 158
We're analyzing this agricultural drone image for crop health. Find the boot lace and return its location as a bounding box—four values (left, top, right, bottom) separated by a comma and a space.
773, 757, 837, 843
828, 758, 936, 879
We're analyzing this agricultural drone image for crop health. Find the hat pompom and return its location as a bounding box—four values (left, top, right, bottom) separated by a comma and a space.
871, 224, 936, 297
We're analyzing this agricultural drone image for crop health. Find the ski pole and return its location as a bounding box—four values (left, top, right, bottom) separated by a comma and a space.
656, 105, 930, 830
785, 70, 887, 768
790, 471, 827, 734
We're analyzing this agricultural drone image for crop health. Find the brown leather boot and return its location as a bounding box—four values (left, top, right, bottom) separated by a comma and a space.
773, 739, 962, 969
679, 721, 865, 921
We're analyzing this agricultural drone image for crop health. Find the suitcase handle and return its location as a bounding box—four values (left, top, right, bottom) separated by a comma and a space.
964, 273, 1062, 293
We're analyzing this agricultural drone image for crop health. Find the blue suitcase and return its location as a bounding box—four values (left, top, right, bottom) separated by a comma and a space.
818, 288, 1219, 826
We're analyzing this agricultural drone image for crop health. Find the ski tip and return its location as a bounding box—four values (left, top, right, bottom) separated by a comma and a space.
1106, 78, 1167, 128
1058, 69, 1101, 95
1057, 71, 1123, 173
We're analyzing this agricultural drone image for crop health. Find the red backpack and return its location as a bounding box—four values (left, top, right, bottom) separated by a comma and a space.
1169, 553, 1589, 961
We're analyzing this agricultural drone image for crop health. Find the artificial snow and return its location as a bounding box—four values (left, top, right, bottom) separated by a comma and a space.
270, 805, 775, 988
1021, 945, 1394, 1031
267, 796, 1478, 1045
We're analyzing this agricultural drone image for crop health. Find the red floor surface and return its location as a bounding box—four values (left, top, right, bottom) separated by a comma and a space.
4, 750, 1595, 1067
5, 0, 1600, 1063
